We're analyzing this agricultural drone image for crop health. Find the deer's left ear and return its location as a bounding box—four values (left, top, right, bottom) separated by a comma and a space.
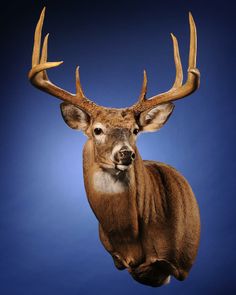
138, 103, 174, 132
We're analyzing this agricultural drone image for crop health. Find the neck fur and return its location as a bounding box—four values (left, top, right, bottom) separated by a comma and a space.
82, 139, 141, 237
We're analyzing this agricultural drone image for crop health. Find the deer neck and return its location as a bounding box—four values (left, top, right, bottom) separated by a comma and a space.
82, 139, 143, 237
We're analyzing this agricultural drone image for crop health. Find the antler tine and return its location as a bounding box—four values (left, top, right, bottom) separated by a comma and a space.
131, 13, 200, 113
32, 7, 45, 67
40, 33, 49, 80
76, 66, 85, 98
138, 70, 148, 102
28, 8, 98, 114
170, 33, 183, 89
188, 12, 197, 69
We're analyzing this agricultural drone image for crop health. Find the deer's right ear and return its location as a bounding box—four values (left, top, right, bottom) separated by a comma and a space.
60, 102, 90, 131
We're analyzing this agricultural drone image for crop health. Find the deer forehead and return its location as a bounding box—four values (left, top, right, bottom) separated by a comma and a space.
92, 109, 137, 129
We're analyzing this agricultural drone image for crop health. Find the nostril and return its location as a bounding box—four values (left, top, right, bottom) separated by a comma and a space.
119, 151, 125, 159
131, 153, 135, 160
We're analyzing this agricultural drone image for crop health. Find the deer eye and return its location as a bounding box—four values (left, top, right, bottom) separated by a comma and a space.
94, 128, 103, 135
133, 128, 139, 135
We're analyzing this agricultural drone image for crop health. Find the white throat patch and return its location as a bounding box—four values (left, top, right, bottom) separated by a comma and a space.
93, 170, 127, 194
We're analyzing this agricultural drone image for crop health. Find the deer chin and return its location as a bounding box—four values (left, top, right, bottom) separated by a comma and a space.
116, 164, 131, 171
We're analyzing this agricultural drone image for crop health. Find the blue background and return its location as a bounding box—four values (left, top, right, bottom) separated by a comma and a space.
1, 0, 235, 294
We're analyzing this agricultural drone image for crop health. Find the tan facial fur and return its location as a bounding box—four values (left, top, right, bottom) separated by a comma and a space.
85, 109, 138, 171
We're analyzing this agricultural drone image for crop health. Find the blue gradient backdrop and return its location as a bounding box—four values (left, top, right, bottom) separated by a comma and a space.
1, 0, 235, 294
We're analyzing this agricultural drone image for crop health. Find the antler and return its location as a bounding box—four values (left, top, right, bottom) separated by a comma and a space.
131, 12, 200, 113
29, 9, 200, 115
28, 7, 99, 114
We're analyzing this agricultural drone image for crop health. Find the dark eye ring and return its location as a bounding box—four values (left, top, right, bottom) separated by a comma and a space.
94, 128, 103, 135
133, 128, 139, 135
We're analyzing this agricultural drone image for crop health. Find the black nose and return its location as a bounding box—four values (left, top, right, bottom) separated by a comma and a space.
116, 147, 135, 165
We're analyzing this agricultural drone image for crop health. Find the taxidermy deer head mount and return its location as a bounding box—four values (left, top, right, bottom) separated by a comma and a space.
28, 7, 200, 287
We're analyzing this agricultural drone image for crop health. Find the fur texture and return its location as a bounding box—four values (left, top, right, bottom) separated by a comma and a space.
83, 141, 200, 287
61, 103, 200, 287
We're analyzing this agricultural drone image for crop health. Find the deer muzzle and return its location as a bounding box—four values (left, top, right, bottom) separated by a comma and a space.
114, 146, 135, 166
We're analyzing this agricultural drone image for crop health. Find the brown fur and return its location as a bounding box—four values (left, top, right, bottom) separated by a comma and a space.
83, 140, 200, 287
59, 102, 201, 287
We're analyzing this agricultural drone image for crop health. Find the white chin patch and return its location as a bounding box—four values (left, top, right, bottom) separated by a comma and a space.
116, 164, 129, 171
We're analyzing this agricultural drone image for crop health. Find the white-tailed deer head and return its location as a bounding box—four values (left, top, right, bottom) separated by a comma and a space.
60, 102, 174, 172
29, 8, 201, 287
